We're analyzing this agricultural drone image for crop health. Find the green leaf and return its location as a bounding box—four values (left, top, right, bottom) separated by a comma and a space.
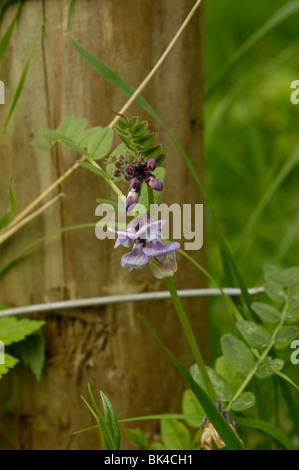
127, 116, 139, 130
137, 133, 156, 149
182, 389, 205, 428
283, 267, 299, 286
100, 391, 121, 450
255, 356, 284, 380
87, 127, 114, 160
274, 326, 298, 349
34, 117, 92, 156
231, 392, 256, 412
56, 114, 77, 134
77, 160, 108, 179
214, 356, 243, 392
286, 299, 299, 323
62, 117, 88, 141
155, 153, 167, 167
33, 128, 62, 141
132, 122, 148, 137
57, 136, 89, 156
251, 302, 281, 323
116, 118, 128, 130
263, 282, 287, 303
190, 364, 233, 401
221, 333, 254, 373
30, 140, 52, 150
263, 264, 289, 287
0, 353, 19, 379
143, 145, 162, 160
124, 428, 149, 450
0, 316, 45, 346
12, 331, 45, 381
160, 419, 191, 450
236, 320, 271, 349
149, 442, 165, 450
268, 367, 299, 392
139, 315, 246, 450
84, 385, 115, 450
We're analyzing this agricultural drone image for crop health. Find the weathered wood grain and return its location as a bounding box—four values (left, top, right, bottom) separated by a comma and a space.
0, 0, 206, 450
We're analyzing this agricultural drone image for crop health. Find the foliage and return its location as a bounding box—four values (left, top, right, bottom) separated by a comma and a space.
0, 0, 298, 451
77, 385, 121, 450
0, 314, 45, 380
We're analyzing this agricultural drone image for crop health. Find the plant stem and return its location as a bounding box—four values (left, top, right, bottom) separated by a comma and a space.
225, 298, 289, 411
164, 276, 216, 402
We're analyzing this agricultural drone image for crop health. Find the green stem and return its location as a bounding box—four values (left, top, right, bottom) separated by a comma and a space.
164, 276, 216, 402
225, 297, 289, 411
86, 155, 125, 199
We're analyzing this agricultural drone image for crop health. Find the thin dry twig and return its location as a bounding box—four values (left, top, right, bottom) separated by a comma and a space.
0, 193, 64, 245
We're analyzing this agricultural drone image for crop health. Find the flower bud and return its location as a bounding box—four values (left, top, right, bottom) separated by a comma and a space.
130, 177, 141, 191
146, 176, 163, 191
146, 158, 156, 171
125, 164, 135, 175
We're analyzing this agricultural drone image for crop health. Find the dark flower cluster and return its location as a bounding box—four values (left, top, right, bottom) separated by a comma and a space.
111, 153, 163, 211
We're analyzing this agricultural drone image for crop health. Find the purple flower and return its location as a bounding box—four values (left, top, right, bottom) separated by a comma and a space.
136, 220, 165, 242
110, 214, 179, 279
108, 225, 137, 248
126, 188, 140, 211
121, 241, 152, 272
143, 238, 180, 257
108, 215, 164, 248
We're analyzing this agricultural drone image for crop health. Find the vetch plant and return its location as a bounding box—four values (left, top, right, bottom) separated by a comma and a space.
1, 0, 298, 451
33, 112, 247, 450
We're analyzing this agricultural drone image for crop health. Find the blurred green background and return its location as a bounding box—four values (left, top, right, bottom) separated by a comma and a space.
204, 0, 299, 354
204, 2, 299, 447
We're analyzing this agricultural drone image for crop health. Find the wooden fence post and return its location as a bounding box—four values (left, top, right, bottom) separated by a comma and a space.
0, 0, 206, 450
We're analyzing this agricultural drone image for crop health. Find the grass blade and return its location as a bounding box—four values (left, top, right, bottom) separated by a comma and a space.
139, 314, 246, 450
0, 13, 49, 140
206, 0, 299, 95
238, 144, 299, 256
165, 277, 216, 402
235, 417, 296, 450
0, 0, 21, 61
